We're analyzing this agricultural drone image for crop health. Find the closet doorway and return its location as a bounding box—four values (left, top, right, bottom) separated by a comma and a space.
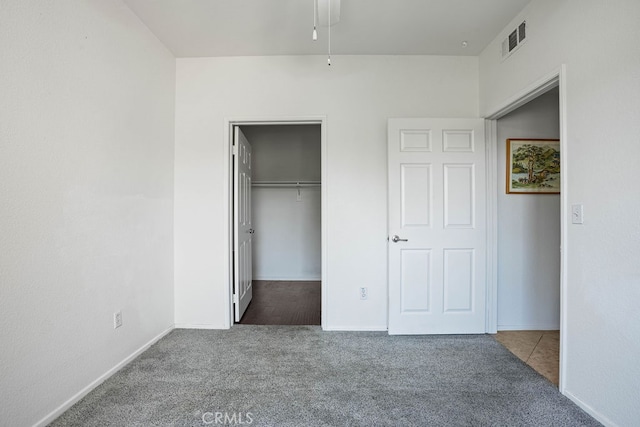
229, 121, 324, 326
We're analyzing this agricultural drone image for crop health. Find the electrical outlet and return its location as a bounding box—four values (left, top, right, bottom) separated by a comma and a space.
360, 287, 368, 300
113, 311, 122, 329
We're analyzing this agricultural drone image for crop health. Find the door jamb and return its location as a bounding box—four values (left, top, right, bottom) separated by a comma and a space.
223, 116, 328, 330
484, 65, 568, 392
484, 119, 498, 334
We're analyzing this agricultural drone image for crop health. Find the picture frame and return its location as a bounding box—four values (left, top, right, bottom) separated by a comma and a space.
506, 138, 560, 194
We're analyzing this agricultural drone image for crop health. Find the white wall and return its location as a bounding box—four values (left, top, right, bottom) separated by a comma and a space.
0, 1, 175, 425
480, 1, 640, 424
252, 188, 322, 280
174, 55, 479, 330
242, 125, 321, 281
244, 125, 321, 182
497, 89, 560, 330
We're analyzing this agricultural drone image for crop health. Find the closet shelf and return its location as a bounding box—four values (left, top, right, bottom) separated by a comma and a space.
252, 181, 321, 188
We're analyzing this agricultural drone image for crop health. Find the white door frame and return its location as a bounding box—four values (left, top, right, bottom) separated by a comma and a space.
223, 116, 328, 329
484, 66, 568, 392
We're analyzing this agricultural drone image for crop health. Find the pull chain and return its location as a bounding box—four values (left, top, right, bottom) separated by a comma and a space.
327, 0, 331, 65
312, 0, 317, 40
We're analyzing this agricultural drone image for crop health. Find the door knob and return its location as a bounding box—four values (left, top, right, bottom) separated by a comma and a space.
391, 235, 408, 243
248, 229, 255, 234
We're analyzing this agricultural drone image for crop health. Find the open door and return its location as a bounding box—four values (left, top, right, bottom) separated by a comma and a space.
388, 118, 487, 334
233, 126, 253, 322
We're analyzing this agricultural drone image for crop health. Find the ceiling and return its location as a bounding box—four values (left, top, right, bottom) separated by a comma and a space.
123, 0, 531, 57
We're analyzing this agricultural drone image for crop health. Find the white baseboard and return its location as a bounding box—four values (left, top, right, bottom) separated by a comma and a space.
323, 325, 388, 332
563, 389, 616, 427
253, 277, 321, 281
497, 324, 560, 331
174, 324, 386, 331
33, 326, 174, 427
174, 323, 228, 330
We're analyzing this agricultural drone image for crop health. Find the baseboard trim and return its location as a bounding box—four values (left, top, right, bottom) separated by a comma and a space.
497, 324, 560, 331
33, 326, 174, 427
323, 325, 388, 332
174, 324, 388, 332
253, 277, 321, 281
174, 323, 227, 330
563, 389, 616, 426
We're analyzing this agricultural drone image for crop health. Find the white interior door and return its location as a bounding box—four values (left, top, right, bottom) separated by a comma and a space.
388, 118, 486, 334
234, 126, 253, 322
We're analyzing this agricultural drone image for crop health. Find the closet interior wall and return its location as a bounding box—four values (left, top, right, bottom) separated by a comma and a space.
241, 125, 321, 281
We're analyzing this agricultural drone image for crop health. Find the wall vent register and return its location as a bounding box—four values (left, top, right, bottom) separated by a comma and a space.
502, 20, 527, 60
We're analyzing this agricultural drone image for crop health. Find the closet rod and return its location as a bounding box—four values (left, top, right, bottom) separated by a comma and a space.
252, 180, 321, 188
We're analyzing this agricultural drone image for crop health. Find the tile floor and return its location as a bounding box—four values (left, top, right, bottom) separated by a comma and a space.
494, 330, 559, 386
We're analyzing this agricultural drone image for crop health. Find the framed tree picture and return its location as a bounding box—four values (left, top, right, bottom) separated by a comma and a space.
506, 139, 560, 194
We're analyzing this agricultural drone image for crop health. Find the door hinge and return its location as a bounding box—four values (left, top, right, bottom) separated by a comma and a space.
233, 293, 239, 304
232, 143, 238, 156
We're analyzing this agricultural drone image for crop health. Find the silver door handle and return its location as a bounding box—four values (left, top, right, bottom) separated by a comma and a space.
391, 235, 408, 243
247, 229, 255, 234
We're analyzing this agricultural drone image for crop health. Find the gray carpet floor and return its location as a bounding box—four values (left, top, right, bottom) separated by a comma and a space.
51, 326, 599, 426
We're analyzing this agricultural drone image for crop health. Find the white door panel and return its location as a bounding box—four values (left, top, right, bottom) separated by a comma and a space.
234, 127, 253, 322
388, 118, 486, 335
444, 164, 475, 228
401, 164, 432, 227
400, 249, 432, 313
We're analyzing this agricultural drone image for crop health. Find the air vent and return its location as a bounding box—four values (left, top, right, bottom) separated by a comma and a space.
502, 20, 527, 60
518, 21, 526, 42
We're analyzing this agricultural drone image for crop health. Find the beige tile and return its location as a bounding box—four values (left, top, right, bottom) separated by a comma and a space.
495, 330, 560, 386
527, 335, 560, 385
495, 330, 543, 362
527, 332, 560, 385
538, 331, 560, 352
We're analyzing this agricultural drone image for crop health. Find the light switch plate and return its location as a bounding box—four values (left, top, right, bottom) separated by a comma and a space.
571, 204, 584, 224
